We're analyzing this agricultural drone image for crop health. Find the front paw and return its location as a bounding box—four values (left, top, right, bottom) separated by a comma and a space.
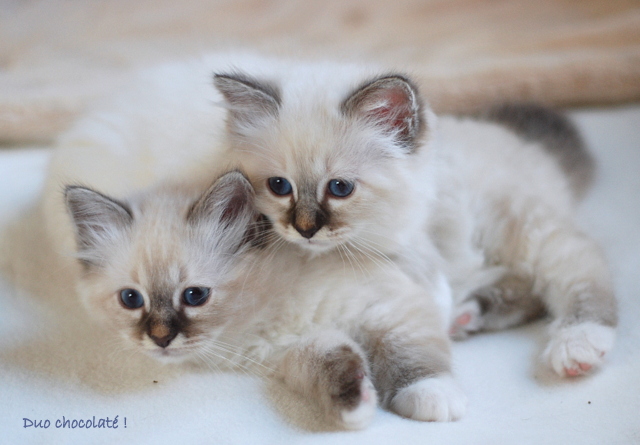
449, 299, 483, 340
389, 375, 467, 422
324, 346, 378, 430
543, 322, 615, 377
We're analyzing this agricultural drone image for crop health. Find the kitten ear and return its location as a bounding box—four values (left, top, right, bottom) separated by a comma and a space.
214, 72, 281, 132
342, 75, 424, 152
187, 170, 257, 232
65, 186, 133, 254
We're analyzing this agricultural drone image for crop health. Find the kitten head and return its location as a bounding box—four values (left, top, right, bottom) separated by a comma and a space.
65, 171, 258, 363
214, 70, 434, 255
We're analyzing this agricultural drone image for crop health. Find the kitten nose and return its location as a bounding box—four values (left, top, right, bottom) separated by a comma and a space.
294, 224, 320, 239
149, 332, 178, 348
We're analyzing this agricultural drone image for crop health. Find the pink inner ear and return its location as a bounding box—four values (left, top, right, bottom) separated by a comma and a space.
364, 87, 412, 135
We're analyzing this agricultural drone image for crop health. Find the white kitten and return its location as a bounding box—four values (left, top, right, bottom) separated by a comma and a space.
208, 57, 617, 378
44, 56, 466, 430
55, 173, 465, 430
41, 53, 618, 433
62, 172, 258, 363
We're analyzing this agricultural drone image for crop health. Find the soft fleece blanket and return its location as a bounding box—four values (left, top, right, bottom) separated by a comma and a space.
0, 106, 639, 444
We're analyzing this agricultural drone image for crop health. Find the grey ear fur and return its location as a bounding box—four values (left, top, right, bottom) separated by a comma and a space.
64, 185, 133, 252
341, 74, 425, 152
187, 170, 257, 230
213, 72, 281, 131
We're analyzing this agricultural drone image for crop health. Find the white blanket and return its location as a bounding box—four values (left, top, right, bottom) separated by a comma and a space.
1, 106, 639, 444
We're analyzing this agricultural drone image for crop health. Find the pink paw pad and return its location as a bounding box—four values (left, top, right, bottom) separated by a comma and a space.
565, 368, 580, 377
455, 313, 472, 326
565, 364, 592, 377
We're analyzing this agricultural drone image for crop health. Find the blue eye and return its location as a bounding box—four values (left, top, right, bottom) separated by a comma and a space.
183, 287, 211, 306
120, 288, 144, 309
327, 179, 354, 198
268, 177, 293, 196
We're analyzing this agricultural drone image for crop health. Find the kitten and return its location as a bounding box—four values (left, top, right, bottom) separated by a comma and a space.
43, 57, 467, 427
57, 173, 465, 430
63, 172, 259, 363
211, 60, 617, 378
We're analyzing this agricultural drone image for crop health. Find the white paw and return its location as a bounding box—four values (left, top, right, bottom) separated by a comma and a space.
389, 375, 467, 422
543, 322, 615, 377
449, 299, 483, 340
340, 376, 377, 430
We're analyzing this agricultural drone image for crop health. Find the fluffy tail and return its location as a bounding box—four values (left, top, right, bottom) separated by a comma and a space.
481, 103, 595, 200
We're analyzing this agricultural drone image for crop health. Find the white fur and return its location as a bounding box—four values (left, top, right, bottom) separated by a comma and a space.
390, 375, 467, 422
340, 376, 377, 430
543, 322, 615, 377
41, 53, 618, 433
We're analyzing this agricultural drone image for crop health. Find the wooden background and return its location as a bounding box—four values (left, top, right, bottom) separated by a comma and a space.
1, 0, 639, 143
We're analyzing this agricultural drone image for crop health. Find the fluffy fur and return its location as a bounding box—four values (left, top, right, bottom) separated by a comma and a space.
206, 55, 617, 378
42, 53, 617, 429
62, 172, 259, 363
43, 55, 466, 430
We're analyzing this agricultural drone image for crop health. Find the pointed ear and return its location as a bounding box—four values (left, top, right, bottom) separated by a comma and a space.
214, 72, 280, 132
187, 170, 257, 232
341, 75, 425, 152
65, 186, 133, 253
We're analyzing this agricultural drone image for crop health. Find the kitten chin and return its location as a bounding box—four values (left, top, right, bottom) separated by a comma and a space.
65, 171, 258, 364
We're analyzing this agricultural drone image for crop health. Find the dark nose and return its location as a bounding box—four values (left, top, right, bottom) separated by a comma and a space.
149, 331, 178, 348
294, 224, 320, 239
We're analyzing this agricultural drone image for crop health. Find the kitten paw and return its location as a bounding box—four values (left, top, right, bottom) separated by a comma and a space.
338, 374, 377, 430
325, 346, 378, 430
543, 322, 615, 377
389, 375, 467, 422
449, 299, 483, 340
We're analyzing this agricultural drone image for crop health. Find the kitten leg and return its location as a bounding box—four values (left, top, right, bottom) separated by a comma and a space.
478, 194, 617, 377
450, 274, 546, 340
276, 330, 377, 430
362, 328, 466, 422
531, 227, 617, 377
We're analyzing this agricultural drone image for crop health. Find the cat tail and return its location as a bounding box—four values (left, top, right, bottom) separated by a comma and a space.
480, 103, 595, 201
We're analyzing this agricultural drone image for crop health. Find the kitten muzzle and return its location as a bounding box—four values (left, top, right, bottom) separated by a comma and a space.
291, 205, 327, 239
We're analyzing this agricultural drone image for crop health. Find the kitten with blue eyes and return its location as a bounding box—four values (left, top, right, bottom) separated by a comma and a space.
50, 165, 466, 429
41, 53, 617, 429
212, 61, 617, 379
43, 57, 466, 425
62, 172, 259, 362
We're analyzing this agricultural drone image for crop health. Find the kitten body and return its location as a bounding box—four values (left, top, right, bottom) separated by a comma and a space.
43, 56, 465, 429
42, 54, 617, 429
430, 113, 616, 358
206, 55, 617, 378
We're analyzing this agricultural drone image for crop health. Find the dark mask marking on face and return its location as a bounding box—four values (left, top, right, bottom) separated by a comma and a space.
285, 181, 331, 240
135, 282, 195, 348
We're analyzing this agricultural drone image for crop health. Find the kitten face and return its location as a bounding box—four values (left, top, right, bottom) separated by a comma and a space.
65, 171, 257, 363
215, 72, 428, 255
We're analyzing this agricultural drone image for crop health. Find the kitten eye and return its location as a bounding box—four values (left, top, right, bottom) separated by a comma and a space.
327, 179, 354, 198
183, 287, 211, 306
120, 288, 144, 309
267, 177, 293, 196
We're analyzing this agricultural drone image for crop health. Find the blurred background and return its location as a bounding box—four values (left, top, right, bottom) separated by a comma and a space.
1, 0, 639, 144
